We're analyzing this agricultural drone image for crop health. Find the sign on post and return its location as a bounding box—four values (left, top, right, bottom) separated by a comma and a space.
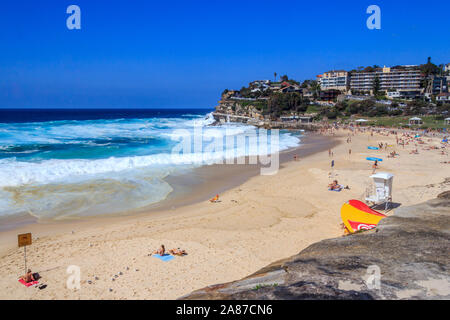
18, 233, 32, 247
18, 233, 32, 274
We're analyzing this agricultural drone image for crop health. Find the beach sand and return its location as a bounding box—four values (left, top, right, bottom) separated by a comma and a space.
0, 129, 449, 299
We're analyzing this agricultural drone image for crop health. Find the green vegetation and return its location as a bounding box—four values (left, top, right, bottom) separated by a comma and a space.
420, 57, 441, 76
252, 283, 279, 291
239, 99, 268, 111
236, 78, 310, 118
358, 115, 450, 130
305, 104, 322, 114
320, 99, 450, 120
266, 93, 309, 118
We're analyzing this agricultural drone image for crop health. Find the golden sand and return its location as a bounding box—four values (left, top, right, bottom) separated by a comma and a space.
0, 128, 449, 299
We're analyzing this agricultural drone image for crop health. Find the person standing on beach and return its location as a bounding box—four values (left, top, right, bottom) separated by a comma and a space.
372, 160, 378, 174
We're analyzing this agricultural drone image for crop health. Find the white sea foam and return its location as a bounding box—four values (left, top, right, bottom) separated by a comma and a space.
0, 113, 301, 219
0, 132, 299, 187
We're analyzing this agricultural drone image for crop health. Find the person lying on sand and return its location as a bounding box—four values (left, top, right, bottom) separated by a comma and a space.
153, 244, 165, 256
21, 269, 35, 283
387, 151, 398, 158
169, 248, 187, 256
328, 180, 346, 191
210, 194, 219, 203
328, 180, 338, 189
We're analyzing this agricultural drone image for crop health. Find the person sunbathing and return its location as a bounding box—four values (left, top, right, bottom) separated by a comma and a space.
328, 180, 341, 190
210, 194, 219, 203
153, 245, 165, 256
388, 151, 397, 158
169, 248, 187, 256
21, 269, 35, 283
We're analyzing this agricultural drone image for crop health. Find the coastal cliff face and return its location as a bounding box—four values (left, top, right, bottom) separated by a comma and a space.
181, 194, 450, 300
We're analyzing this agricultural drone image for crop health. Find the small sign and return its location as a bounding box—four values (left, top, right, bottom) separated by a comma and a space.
18, 233, 32, 247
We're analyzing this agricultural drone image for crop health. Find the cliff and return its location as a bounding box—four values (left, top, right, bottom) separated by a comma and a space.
181, 193, 450, 300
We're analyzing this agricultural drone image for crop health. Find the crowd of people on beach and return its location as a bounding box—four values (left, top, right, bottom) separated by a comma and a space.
317, 122, 449, 196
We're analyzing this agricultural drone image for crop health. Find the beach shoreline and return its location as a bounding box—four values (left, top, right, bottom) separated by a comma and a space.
0, 127, 448, 300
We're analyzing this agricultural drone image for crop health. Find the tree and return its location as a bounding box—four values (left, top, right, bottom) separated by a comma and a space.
364, 66, 376, 72
274, 72, 277, 82
373, 75, 381, 96
240, 86, 251, 97
280, 75, 289, 82
310, 80, 321, 99
420, 57, 440, 76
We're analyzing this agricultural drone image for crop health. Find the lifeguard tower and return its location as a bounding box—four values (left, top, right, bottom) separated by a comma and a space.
365, 172, 394, 211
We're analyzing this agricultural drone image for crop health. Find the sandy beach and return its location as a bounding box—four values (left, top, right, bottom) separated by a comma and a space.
0, 128, 449, 300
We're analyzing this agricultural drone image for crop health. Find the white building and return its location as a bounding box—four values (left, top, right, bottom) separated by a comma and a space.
437, 92, 450, 102
317, 70, 349, 92
387, 91, 401, 99
350, 66, 424, 96
409, 117, 423, 125
249, 80, 270, 91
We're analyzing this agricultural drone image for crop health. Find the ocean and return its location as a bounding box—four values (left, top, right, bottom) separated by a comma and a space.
0, 108, 301, 220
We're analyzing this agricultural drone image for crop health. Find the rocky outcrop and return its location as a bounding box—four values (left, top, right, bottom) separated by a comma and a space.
181, 194, 450, 300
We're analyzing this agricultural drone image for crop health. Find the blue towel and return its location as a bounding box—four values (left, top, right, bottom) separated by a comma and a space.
366, 157, 383, 162
153, 254, 174, 262
368, 147, 379, 150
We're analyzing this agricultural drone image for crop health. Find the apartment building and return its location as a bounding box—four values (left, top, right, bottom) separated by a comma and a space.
349, 66, 424, 95
317, 70, 349, 92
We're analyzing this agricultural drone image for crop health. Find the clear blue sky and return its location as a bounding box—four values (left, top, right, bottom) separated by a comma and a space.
0, 0, 449, 108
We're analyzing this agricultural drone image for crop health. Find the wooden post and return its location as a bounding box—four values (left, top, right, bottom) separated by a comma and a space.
24, 245, 27, 275
18, 233, 32, 275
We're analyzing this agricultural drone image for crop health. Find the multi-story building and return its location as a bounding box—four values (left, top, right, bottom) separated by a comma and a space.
349, 66, 424, 97
317, 70, 349, 92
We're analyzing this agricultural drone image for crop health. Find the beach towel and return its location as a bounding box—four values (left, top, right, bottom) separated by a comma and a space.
366, 157, 383, 162
18, 279, 39, 287
368, 146, 379, 150
153, 254, 174, 262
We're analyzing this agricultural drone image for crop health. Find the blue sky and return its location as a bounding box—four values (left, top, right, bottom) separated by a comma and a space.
0, 0, 449, 108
